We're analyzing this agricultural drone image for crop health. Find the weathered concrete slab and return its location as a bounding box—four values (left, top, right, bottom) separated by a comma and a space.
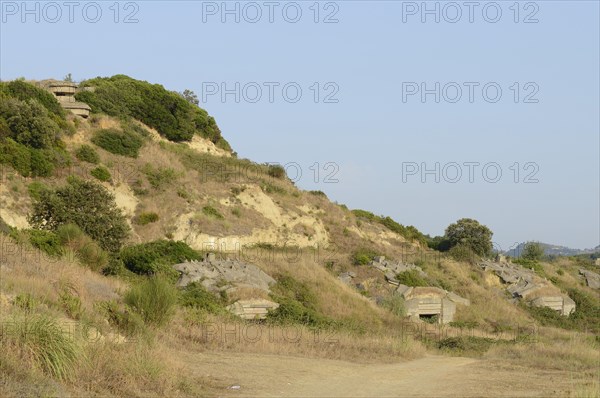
173, 258, 276, 293
227, 299, 279, 320
579, 269, 600, 289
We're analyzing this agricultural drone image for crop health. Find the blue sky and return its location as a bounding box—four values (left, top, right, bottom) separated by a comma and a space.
1, 1, 598, 250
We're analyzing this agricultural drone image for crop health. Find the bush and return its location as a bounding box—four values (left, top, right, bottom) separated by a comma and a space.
351, 209, 427, 244
135, 212, 159, 225
268, 274, 333, 328
202, 205, 224, 220
522, 242, 545, 261
125, 276, 178, 327
1, 314, 78, 380
179, 282, 226, 314
142, 164, 179, 190
351, 248, 379, 265
99, 300, 146, 337
396, 270, 428, 287
438, 336, 495, 355
119, 240, 202, 277
308, 190, 327, 197
28, 177, 130, 252
449, 244, 477, 263
76, 74, 231, 149
75, 144, 99, 164
90, 166, 111, 182
26, 229, 63, 257
55, 224, 109, 271
91, 128, 144, 158
27, 181, 49, 201
267, 164, 286, 179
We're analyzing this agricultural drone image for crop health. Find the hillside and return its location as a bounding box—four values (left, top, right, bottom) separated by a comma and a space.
506, 242, 600, 258
0, 76, 598, 397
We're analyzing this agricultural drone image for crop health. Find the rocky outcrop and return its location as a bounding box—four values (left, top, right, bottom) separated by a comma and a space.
579, 269, 600, 289
480, 260, 575, 316
369, 256, 426, 286
173, 254, 276, 293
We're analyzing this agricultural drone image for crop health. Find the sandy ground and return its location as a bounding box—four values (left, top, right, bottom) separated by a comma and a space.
173, 351, 580, 397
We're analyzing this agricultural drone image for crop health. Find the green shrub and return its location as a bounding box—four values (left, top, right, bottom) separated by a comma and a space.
99, 300, 146, 337
142, 164, 179, 190
268, 274, 332, 328
267, 164, 286, 179
29, 177, 130, 252
396, 270, 428, 287
75, 144, 99, 164
119, 240, 201, 278
91, 128, 144, 158
135, 212, 160, 225
14, 293, 37, 313
449, 244, 477, 263
125, 276, 178, 327
1, 314, 78, 380
59, 287, 83, 320
202, 206, 224, 220
90, 166, 111, 182
351, 248, 379, 265
231, 207, 242, 218
261, 182, 287, 195
308, 190, 327, 197
351, 209, 427, 244
180, 282, 226, 314
27, 181, 49, 201
438, 336, 495, 355
26, 229, 63, 257
76, 75, 230, 149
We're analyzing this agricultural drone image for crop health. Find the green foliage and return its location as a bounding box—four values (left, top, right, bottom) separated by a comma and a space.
268, 274, 333, 328
261, 182, 287, 195
90, 166, 111, 182
179, 282, 226, 314
444, 218, 493, 257
1, 313, 78, 380
27, 181, 49, 201
351, 209, 427, 244
142, 163, 179, 190
14, 293, 37, 313
522, 242, 545, 261
91, 128, 144, 158
380, 294, 406, 317
448, 244, 477, 263
0, 138, 61, 177
267, 164, 286, 179
28, 177, 130, 252
438, 336, 495, 355
99, 300, 146, 337
351, 247, 379, 265
77, 75, 230, 149
125, 276, 179, 327
75, 144, 99, 164
512, 258, 545, 276
135, 212, 160, 225
202, 205, 224, 220
524, 288, 600, 334
396, 270, 428, 287
426, 235, 452, 252
58, 285, 83, 320
308, 190, 327, 197
55, 224, 109, 271
119, 240, 201, 277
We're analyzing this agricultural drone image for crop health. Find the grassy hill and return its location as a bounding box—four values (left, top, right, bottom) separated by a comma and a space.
0, 76, 598, 397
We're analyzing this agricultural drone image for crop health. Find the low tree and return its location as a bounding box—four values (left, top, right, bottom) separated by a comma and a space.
444, 218, 493, 257
522, 242, 544, 261
28, 177, 129, 252
180, 89, 199, 106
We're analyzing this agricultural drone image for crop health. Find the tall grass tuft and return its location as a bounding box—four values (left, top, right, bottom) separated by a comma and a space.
2, 314, 79, 380
125, 277, 178, 327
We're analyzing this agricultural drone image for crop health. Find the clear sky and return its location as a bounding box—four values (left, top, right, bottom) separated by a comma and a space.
1, 1, 598, 250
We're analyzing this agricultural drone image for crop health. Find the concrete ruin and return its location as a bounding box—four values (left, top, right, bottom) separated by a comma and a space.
226, 299, 279, 320
480, 260, 576, 316
173, 254, 276, 293
394, 285, 470, 324
370, 257, 470, 323
370, 256, 426, 286
173, 255, 278, 320
41, 80, 91, 118
579, 268, 600, 289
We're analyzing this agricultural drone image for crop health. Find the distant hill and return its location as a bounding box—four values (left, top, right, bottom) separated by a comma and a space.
505, 242, 600, 257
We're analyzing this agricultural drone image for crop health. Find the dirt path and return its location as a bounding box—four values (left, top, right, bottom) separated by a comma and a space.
174, 351, 578, 397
